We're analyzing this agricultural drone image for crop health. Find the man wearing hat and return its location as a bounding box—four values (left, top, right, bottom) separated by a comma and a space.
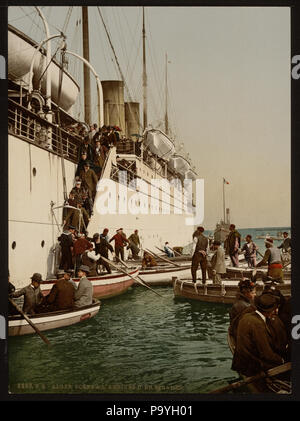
278, 232, 292, 253
77, 135, 94, 163
70, 178, 88, 205
191, 226, 208, 284
232, 294, 284, 379
256, 238, 284, 283
74, 265, 93, 308
210, 240, 226, 284
79, 161, 98, 201
64, 202, 90, 235
225, 224, 241, 267
11, 273, 44, 315
229, 279, 256, 339
58, 226, 75, 271
43, 270, 75, 312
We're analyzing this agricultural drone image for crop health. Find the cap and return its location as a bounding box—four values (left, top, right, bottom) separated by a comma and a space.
197, 226, 204, 232
68, 225, 76, 230
56, 269, 65, 277
31, 273, 43, 283
254, 293, 278, 313
78, 265, 90, 274
238, 279, 256, 292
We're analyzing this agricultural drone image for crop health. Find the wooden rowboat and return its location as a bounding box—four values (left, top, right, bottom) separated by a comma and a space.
40, 268, 139, 299
173, 278, 291, 304
227, 329, 291, 394
137, 264, 191, 286
224, 266, 291, 281
8, 299, 100, 336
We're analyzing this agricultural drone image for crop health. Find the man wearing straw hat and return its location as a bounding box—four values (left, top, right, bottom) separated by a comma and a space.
256, 238, 284, 283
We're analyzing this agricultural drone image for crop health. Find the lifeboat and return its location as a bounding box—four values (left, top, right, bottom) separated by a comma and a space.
8, 25, 79, 112
168, 153, 190, 176
143, 129, 175, 160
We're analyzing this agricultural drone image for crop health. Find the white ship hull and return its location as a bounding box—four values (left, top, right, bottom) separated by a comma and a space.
9, 132, 195, 288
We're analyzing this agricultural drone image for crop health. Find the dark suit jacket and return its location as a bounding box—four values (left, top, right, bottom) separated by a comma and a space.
46, 279, 75, 311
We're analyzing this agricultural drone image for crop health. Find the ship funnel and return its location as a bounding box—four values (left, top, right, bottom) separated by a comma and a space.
125, 102, 140, 139
101, 80, 125, 131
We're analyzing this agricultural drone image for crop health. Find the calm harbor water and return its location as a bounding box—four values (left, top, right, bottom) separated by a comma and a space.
8, 226, 290, 395
9, 286, 235, 395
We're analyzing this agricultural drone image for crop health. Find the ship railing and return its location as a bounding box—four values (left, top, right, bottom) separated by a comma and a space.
8, 98, 83, 163
116, 138, 142, 156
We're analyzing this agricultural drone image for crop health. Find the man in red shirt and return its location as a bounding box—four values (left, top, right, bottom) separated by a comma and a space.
73, 233, 93, 275
109, 228, 129, 262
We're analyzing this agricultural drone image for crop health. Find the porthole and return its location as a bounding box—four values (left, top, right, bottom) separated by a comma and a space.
32, 167, 37, 176
11, 241, 16, 250
41, 240, 45, 248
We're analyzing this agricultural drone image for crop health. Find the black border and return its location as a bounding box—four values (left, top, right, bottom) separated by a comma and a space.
1, 0, 300, 407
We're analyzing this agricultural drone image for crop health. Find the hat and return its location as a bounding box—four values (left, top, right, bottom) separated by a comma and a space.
56, 269, 65, 277
238, 279, 256, 291
31, 273, 43, 283
84, 161, 90, 167
254, 293, 278, 313
75, 179, 82, 184
68, 225, 76, 230
65, 269, 74, 275
114, 126, 121, 131
78, 265, 90, 274
213, 240, 221, 246
197, 226, 204, 232
229, 224, 236, 230
265, 238, 274, 246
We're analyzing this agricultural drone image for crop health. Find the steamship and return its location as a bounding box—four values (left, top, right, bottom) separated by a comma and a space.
8, 7, 198, 288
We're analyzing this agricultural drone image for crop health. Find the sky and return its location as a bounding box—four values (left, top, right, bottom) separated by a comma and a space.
8, 6, 291, 230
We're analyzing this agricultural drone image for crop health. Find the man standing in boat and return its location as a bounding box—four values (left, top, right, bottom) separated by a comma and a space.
74, 265, 93, 308
210, 240, 226, 284
128, 229, 141, 260
241, 234, 258, 268
225, 224, 241, 267
256, 238, 284, 283
278, 232, 291, 253
109, 228, 129, 262
191, 226, 208, 284
58, 226, 75, 271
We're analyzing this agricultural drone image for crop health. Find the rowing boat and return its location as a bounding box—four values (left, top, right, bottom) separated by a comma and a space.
8, 299, 100, 336
173, 278, 291, 303
224, 266, 291, 280
227, 329, 291, 393
137, 263, 191, 286
40, 268, 139, 299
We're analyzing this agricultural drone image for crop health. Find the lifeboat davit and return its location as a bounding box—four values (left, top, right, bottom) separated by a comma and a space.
185, 168, 197, 180
8, 25, 79, 112
168, 153, 191, 176
144, 129, 175, 160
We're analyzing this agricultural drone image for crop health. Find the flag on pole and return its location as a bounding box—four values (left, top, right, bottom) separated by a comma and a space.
223, 178, 230, 185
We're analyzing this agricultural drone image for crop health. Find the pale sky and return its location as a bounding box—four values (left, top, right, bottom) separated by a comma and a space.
8, 6, 291, 230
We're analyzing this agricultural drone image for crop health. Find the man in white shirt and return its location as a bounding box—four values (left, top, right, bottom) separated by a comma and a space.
81, 245, 111, 275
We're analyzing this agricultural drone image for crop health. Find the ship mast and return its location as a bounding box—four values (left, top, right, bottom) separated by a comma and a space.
82, 6, 91, 125
142, 7, 147, 130
165, 52, 169, 135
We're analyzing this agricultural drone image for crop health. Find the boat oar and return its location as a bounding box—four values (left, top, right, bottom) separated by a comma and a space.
100, 256, 164, 298
209, 362, 291, 394
145, 249, 181, 268
118, 258, 160, 292
9, 298, 51, 346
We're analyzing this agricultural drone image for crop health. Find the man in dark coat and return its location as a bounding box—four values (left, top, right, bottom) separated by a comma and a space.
79, 162, 99, 200
43, 270, 75, 311
191, 227, 208, 283
64, 203, 90, 234
58, 226, 75, 271
229, 279, 256, 338
232, 294, 284, 378
11, 273, 44, 315
225, 224, 241, 267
